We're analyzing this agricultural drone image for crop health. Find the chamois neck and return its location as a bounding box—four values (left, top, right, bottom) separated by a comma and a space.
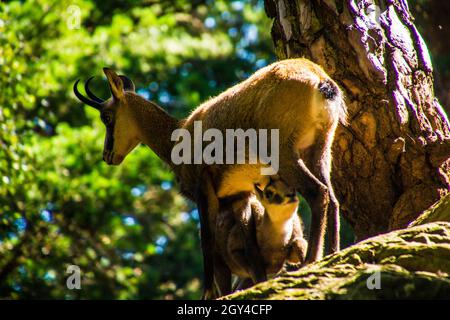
263, 205, 296, 235
129, 94, 180, 165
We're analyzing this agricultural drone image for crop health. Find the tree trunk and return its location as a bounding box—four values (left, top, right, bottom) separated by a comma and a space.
264, 0, 450, 239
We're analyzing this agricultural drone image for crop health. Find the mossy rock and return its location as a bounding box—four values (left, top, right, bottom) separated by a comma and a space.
409, 193, 450, 227
224, 222, 450, 300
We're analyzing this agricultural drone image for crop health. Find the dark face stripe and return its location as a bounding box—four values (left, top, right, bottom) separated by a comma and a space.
104, 124, 115, 152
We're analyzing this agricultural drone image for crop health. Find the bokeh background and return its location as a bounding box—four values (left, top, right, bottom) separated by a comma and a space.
0, 0, 448, 299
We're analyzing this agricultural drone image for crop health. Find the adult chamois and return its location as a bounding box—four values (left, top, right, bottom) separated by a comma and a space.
73, 58, 346, 299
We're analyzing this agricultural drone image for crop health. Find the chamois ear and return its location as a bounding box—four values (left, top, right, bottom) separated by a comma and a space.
119, 75, 135, 92
103, 67, 125, 100
254, 183, 264, 199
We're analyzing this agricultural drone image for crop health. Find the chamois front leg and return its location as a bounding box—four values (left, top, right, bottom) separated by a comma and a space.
213, 252, 232, 297
287, 217, 308, 266
287, 236, 308, 266
233, 278, 254, 291
196, 193, 215, 299
196, 168, 219, 300
231, 196, 267, 284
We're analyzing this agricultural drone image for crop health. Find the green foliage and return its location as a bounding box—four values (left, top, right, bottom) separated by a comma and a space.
0, 0, 274, 299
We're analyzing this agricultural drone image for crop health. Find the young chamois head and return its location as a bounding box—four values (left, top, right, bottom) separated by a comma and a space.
74, 68, 141, 165
254, 176, 299, 222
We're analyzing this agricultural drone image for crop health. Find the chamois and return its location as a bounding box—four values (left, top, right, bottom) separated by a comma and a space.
73, 58, 346, 299
213, 176, 307, 297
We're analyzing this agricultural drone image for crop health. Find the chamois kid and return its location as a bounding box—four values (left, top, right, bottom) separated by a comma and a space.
73, 59, 346, 298
213, 176, 307, 297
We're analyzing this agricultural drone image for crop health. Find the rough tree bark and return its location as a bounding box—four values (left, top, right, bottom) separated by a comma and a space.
264, 0, 450, 239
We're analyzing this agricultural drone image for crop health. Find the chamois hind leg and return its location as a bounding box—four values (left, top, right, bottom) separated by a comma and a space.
298, 159, 330, 263
303, 136, 342, 260
313, 136, 340, 254
279, 151, 329, 264
321, 157, 340, 253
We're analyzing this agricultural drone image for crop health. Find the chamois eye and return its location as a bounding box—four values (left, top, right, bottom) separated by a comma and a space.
265, 190, 274, 200
101, 113, 112, 125
274, 195, 283, 204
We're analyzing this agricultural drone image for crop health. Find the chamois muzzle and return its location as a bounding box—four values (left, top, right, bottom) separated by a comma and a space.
103, 150, 124, 166
73, 77, 104, 110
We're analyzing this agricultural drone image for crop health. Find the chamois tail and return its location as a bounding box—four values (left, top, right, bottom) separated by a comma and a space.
318, 79, 347, 126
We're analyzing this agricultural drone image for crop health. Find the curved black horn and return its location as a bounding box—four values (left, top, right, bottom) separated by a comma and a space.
85, 76, 104, 103
73, 79, 102, 111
